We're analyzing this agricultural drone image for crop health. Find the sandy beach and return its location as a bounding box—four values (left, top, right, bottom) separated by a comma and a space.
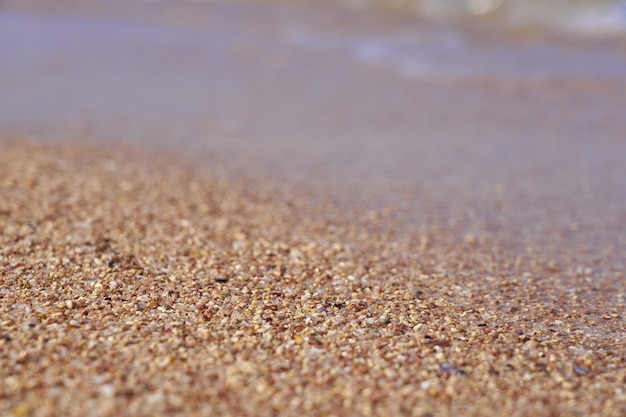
1, 0, 626, 416
1, 137, 624, 417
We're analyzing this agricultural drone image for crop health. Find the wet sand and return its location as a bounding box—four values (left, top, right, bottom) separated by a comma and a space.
1, 136, 625, 417
1, 1, 626, 416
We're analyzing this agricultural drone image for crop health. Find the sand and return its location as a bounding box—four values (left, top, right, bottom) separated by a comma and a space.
0, 136, 624, 417
2, 0, 626, 415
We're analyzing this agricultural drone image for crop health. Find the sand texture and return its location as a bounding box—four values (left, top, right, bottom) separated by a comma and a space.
0, 137, 625, 417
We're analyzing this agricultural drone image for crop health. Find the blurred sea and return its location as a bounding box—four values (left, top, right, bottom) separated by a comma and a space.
352, 0, 626, 35
136, 0, 626, 36
1, 0, 626, 248
93, 0, 626, 83
1, 0, 625, 144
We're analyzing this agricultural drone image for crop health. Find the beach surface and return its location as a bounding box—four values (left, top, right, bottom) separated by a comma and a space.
1, 137, 625, 417
1, 1, 626, 416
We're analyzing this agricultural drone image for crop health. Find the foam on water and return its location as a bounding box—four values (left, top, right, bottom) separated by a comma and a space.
412, 0, 626, 35
122, 0, 626, 35
348, 34, 626, 82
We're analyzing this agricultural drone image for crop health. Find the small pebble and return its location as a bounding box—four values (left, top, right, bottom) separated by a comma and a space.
574, 366, 591, 376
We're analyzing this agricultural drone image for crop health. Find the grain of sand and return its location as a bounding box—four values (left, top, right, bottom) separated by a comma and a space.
1, 136, 625, 417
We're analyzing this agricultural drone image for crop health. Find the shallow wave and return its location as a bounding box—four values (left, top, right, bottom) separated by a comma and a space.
131, 0, 626, 36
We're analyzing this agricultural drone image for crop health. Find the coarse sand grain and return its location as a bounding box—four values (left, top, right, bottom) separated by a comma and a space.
1, 136, 625, 417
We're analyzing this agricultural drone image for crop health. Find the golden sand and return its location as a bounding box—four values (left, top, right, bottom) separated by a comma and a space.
1, 137, 624, 416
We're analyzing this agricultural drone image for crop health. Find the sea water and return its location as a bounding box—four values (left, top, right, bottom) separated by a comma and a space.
1, 0, 625, 244
125, 0, 626, 35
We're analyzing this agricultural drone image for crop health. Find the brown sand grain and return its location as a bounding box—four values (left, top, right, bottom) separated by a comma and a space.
1, 136, 625, 417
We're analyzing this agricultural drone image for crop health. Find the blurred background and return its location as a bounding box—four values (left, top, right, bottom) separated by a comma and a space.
1, 0, 625, 249
320, 0, 626, 35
